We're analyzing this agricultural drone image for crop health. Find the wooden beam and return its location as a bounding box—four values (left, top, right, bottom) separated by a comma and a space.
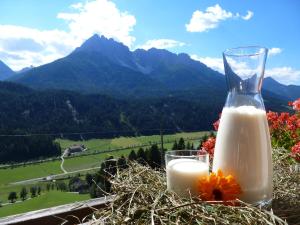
0, 196, 113, 225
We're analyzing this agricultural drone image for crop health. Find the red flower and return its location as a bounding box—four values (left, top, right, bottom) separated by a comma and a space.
267, 111, 280, 130
213, 120, 220, 131
291, 142, 300, 162
292, 98, 300, 111
287, 115, 298, 132
213, 113, 222, 131
201, 137, 216, 157
297, 119, 300, 129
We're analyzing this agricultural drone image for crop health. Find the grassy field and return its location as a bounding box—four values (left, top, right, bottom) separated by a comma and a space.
0, 182, 54, 204
0, 131, 208, 218
0, 191, 90, 217
0, 161, 61, 185
63, 149, 132, 171
57, 131, 207, 153
0, 132, 207, 185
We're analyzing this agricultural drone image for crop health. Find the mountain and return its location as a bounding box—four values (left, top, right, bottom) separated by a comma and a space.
10, 34, 300, 101
0, 60, 15, 80
17, 65, 34, 73
12, 34, 225, 97
11, 35, 164, 96
133, 48, 225, 90
264, 77, 300, 101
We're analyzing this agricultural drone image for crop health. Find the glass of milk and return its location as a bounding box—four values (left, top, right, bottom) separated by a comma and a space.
165, 150, 209, 198
213, 46, 273, 206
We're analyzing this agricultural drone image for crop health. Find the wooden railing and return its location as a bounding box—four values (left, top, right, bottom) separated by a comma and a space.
0, 196, 113, 225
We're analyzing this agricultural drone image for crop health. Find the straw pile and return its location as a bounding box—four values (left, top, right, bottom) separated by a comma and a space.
88, 148, 300, 225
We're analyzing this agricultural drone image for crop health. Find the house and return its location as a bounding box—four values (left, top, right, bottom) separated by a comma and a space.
65, 144, 86, 156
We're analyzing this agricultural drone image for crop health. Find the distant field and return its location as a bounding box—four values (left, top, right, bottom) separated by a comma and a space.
0, 131, 207, 218
0, 182, 52, 204
63, 149, 132, 171
0, 161, 61, 185
0, 191, 89, 217
61, 131, 207, 171
57, 131, 207, 153
0, 132, 206, 185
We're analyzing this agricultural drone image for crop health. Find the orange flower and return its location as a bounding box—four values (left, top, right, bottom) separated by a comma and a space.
198, 169, 242, 202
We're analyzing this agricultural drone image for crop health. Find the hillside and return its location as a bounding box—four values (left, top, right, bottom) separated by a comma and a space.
0, 60, 15, 80
9, 35, 300, 101
264, 77, 300, 100
0, 81, 289, 137
0, 82, 222, 136
11, 35, 225, 96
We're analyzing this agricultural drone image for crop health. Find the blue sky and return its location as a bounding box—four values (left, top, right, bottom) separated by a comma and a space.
0, 0, 299, 84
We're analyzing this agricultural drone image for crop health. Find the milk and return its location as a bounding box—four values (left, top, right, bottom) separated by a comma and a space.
167, 159, 209, 197
213, 106, 273, 204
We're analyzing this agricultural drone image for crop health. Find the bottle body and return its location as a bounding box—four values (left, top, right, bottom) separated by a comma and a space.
213, 47, 273, 205
213, 103, 273, 204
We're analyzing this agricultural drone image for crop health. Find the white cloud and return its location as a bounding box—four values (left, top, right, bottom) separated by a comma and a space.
70, 2, 83, 9
186, 4, 253, 32
242, 11, 254, 20
191, 54, 300, 85
0, 0, 136, 70
268, 47, 282, 56
57, 0, 136, 47
265, 67, 300, 84
136, 39, 185, 50
191, 55, 224, 73
191, 54, 253, 76
0, 25, 73, 70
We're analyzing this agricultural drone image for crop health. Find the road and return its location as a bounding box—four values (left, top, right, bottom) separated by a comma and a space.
60, 150, 68, 174
10, 166, 102, 185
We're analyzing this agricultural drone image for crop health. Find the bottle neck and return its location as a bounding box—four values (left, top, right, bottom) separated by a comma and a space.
225, 91, 265, 110
225, 73, 263, 94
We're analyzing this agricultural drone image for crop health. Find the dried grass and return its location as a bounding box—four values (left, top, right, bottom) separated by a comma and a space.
87, 148, 300, 225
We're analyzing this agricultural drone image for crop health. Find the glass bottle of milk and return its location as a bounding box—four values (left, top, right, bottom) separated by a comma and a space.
213, 46, 273, 206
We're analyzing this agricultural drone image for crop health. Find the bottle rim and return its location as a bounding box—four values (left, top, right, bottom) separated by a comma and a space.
223, 46, 268, 57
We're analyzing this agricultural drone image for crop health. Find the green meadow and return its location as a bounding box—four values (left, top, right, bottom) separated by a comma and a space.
57, 131, 207, 153
0, 131, 207, 217
0, 191, 90, 217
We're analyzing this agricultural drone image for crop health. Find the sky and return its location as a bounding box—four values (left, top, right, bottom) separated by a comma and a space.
0, 0, 299, 85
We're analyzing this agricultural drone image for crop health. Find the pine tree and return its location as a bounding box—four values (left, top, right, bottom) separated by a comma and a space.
46, 183, 51, 191
89, 184, 97, 198
186, 142, 191, 149
148, 144, 161, 168
30, 186, 37, 198
20, 187, 28, 201
37, 186, 41, 195
137, 148, 147, 164
105, 156, 117, 176
178, 138, 185, 150
117, 155, 128, 169
8, 192, 17, 203
128, 150, 137, 161
172, 140, 178, 150
85, 173, 94, 186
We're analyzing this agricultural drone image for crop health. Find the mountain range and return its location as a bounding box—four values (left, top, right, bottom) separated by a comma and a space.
0, 60, 15, 80
1, 34, 298, 101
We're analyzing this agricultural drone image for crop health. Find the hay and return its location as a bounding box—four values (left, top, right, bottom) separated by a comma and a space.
88, 149, 300, 225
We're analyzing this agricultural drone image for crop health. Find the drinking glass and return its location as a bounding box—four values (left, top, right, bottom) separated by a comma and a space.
165, 150, 209, 198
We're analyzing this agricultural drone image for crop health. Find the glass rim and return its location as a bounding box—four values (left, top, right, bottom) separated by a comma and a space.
165, 150, 208, 157
223, 46, 268, 57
